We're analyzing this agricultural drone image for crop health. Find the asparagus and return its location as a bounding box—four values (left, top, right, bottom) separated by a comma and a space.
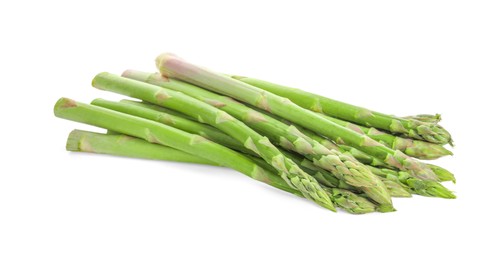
319, 114, 453, 160
91, 74, 336, 211
122, 71, 392, 207
67, 129, 219, 166
155, 53, 439, 182
233, 76, 453, 145
68, 129, 376, 214
54, 98, 298, 195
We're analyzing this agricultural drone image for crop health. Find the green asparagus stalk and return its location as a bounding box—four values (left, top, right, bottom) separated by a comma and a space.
67, 129, 219, 166
91, 74, 336, 211
54, 98, 298, 196
232, 76, 452, 145
122, 71, 392, 207
155, 53, 440, 182
67, 129, 376, 214
318, 114, 453, 160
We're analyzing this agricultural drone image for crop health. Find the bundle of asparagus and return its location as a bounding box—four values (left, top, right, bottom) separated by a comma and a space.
54, 53, 456, 214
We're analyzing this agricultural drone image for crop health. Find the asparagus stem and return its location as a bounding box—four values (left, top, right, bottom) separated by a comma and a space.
122, 71, 392, 207
54, 98, 301, 194
90, 74, 336, 211
155, 53, 440, 182
67, 129, 376, 214
67, 129, 219, 166
233, 76, 452, 145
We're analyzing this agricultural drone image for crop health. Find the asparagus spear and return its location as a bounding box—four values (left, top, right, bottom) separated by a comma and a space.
54, 98, 298, 195
155, 53, 440, 182
67, 129, 376, 214
121, 71, 392, 207
319, 114, 453, 160
232, 76, 453, 145
67, 129, 219, 166
90, 74, 336, 211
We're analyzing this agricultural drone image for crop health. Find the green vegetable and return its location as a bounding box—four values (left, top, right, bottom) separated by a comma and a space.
121, 70, 392, 207
233, 76, 453, 145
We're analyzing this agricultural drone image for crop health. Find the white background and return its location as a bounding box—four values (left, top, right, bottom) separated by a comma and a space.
1, 0, 501, 259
